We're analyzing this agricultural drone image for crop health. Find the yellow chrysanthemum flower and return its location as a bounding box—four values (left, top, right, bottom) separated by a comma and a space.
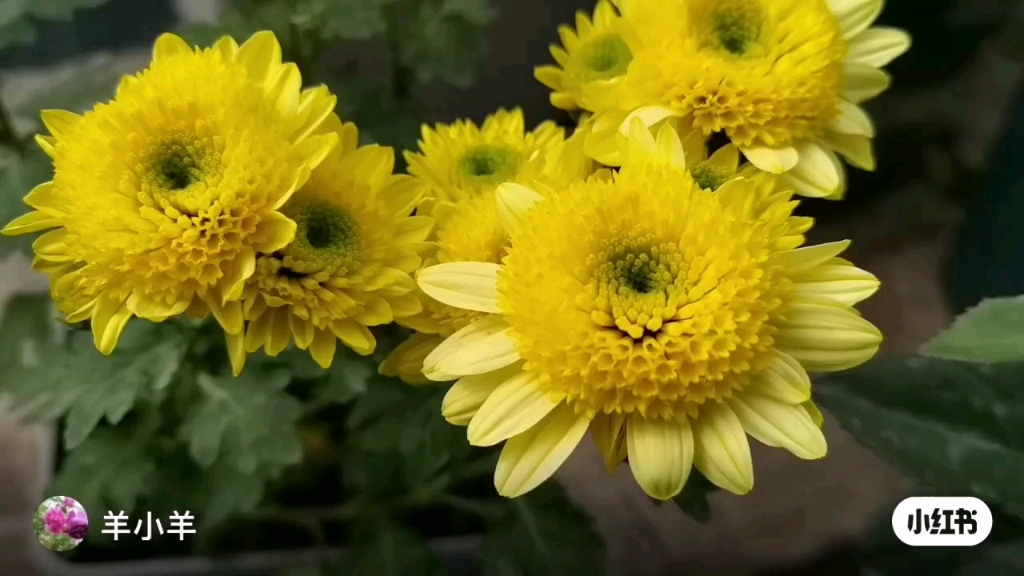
1, 31, 338, 355
229, 117, 429, 375
413, 121, 882, 500
403, 108, 571, 204
581, 0, 910, 199
534, 0, 635, 111
381, 110, 601, 384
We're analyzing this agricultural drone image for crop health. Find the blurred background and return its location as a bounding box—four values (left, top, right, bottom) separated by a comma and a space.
0, 0, 1022, 574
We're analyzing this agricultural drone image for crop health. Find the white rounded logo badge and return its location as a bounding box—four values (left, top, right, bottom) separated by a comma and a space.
892, 497, 992, 546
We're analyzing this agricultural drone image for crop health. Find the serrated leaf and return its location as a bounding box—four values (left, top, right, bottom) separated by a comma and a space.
815, 358, 1024, 519
0, 306, 189, 447
480, 483, 605, 575
395, 0, 496, 89
672, 469, 720, 524
311, 0, 399, 40
317, 349, 372, 404
178, 368, 303, 474
201, 461, 281, 526
922, 296, 1024, 363
336, 521, 446, 576
47, 427, 156, 539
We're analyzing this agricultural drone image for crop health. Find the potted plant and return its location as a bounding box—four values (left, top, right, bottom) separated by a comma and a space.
0, 1, 608, 574
6, 1, 1023, 575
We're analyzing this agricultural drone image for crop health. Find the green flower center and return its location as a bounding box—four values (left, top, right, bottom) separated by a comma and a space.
145, 137, 218, 195
458, 145, 521, 186
280, 200, 361, 275
578, 34, 632, 80
608, 250, 672, 295
691, 162, 732, 191
710, 6, 763, 56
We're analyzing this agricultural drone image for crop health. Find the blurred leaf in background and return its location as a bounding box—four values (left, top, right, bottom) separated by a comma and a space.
479, 483, 606, 575
0, 0, 112, 51
921, 295, 1024, 363
389, 0, 497, 89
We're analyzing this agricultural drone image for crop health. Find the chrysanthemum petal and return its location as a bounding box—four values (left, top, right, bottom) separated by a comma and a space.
493, 403, 591, 498
22, 182, 59, 211
495, 183, 545, 236
330, 320, 375, 356
40, 110, 82, 140
152, 33, 191, 60
1, 211, 61, 235
803, 400, 825, 429
792, 257, 880, 305
237, 30, 284, 86
755, 350, 813, 404
831, 101, 875, 137
617, 106, 678, 135
823, 131, 876, 170
534, 65, 563, 90
626, 415, 694, 500
847, 27, 911, 68
730, 394, 827, 460
740, 146, 799, 174
423, 314, 519, 380
309, 328, 338, 368
782, 143, 843, 198
828, 0, 883, 40
591, 412, 628, 472
778, 240, 851, 273
92, 296, 132, 356
776, 301, 883, 372
442, 363, 523, 425
417, 262, 501, 313
468, 370, 560, 446
227, 332, 246, 377
693, 402, 754, 495
842, 63, 891, 104
379, 332, 442, 384
705, 144, 739, 172
654, 122, 686, 168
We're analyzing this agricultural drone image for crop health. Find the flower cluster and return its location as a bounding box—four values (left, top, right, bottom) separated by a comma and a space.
3, 32, 429, 376
5, 0, 909, 504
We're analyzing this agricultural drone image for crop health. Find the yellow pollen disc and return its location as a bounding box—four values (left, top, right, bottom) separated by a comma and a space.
625, 0, 847, 147
498, 165, 798, 420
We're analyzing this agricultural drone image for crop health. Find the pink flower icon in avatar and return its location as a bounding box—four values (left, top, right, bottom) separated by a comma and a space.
34, 495, 89, 552
44, 508, 69, 535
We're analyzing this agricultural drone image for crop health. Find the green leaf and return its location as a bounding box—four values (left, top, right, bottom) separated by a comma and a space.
47, 426, 156, 538
672, 469, 720, 524
0, 293, 56, 375
306, 0, 398, 40
393, 0, 496, 89
0, 146, 54, 258
0, 312, 190, 448
480, 483, 605, 575
201, 461, 282, 526
0, 0, 113, 50
922, 296, 1024, 363
815, 358, 1024, 519
337, 520, 446, 576
178, 368, 303, 474
317, 349, 372, 404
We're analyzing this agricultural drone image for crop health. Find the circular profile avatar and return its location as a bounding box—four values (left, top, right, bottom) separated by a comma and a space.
33, 496, 88, 552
